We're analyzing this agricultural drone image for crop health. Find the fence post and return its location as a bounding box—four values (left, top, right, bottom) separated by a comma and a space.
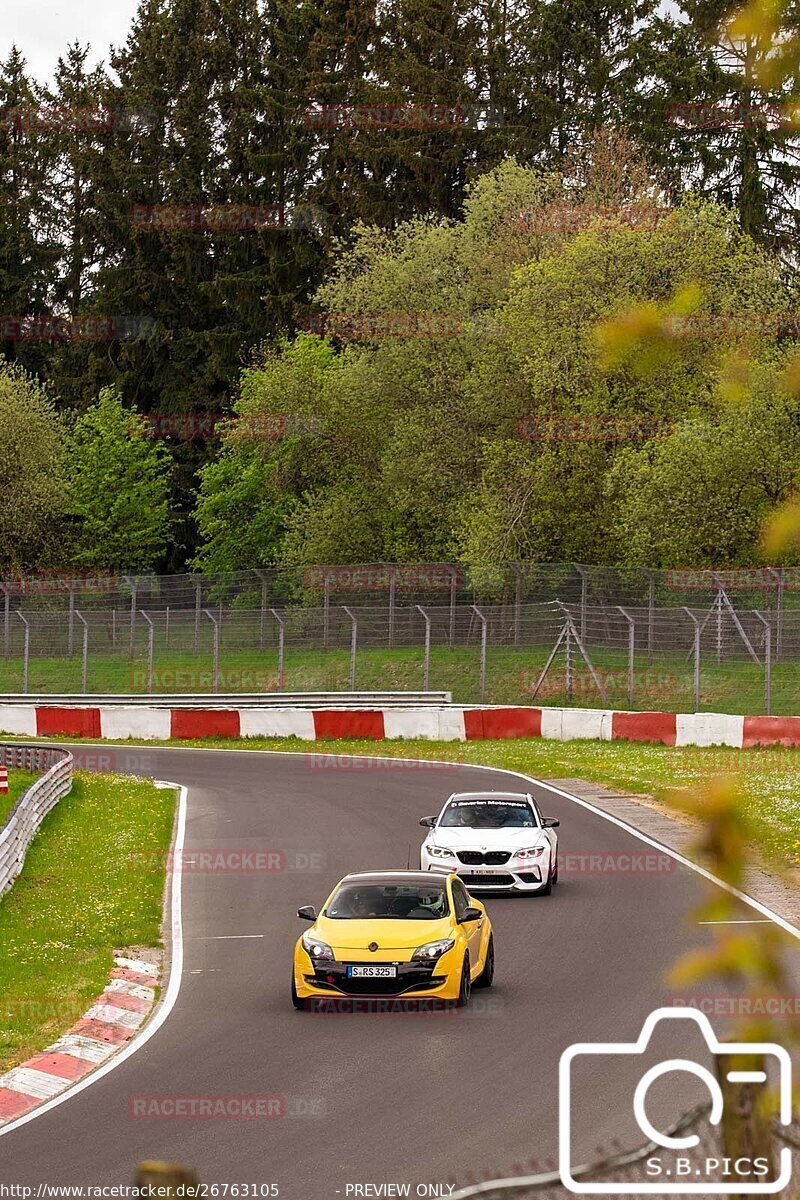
769, 567, 784, 660
193, 578, 202, 653
204, 610, 220, 693
16, 612, 30, 693
165, 606, 170, 649
472, 605, 487, 702
416, 605, 431, 691
618, 606, 635, 708
449, 568, 458, 650
270, 609, 285, 691
645, 570, 655, 666
575, 564, 588, 642
124, 576, 138, 659
75, 610, 89, 693
2, 584, 9, 659
140, 610, 154, 694
256, 570, 269, 650
343, 606, 358, 690
683, 607, 701, 711
388, 566, 396, 649
67, 583, 76, 659
565, 620, 573, 700
323, 569, 330, 649
753, 610, 772, 716
511, 563, 522, 645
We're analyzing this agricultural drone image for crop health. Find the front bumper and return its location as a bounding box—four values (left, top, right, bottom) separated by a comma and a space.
294, 948, 461, 1001
421, 852, 549, 892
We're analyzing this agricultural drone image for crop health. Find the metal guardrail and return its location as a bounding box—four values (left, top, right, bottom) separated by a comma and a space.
0, 744, 73, 898
2, 691, 452, 708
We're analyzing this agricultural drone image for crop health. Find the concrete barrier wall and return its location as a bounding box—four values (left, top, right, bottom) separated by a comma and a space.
0, 704, 798, 749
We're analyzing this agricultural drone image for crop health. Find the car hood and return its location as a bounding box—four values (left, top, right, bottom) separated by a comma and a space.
313, 915, 455, 951
429, 827, 546, 848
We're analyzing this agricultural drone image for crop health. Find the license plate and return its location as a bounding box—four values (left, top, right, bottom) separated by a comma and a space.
347, 965, 397, 978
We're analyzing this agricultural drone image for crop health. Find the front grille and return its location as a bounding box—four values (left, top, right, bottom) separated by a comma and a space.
307, 964, 442, 996
459, 872, 515, 886
457, 850, 511, 865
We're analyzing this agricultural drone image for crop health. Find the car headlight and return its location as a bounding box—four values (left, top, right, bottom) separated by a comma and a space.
411, 938, 456, 962
515, 846, 546, 859
427, 845, 454, 858
301, 932, 334, 963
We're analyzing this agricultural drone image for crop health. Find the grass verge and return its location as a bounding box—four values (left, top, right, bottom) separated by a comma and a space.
0, 642, 797, 715
0, 771, 176, 1070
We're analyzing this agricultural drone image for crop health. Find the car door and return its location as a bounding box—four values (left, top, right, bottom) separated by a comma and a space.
533, 799, 557, 864
452, 878, 483, 970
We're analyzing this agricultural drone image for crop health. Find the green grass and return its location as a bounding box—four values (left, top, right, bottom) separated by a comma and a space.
0, 770, 38, 827
1, 642, 797, 715
0, 771, 176, 1070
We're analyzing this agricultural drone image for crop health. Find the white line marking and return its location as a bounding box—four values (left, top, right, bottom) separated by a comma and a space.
698, 919, 773, 924
0, 780, 186, 1138
193, 934, 264, 940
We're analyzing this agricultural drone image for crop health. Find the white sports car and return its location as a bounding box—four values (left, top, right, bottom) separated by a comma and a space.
419, 790, 560, 894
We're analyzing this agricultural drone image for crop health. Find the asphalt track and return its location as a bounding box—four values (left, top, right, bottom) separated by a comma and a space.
0, 746, 796, 1196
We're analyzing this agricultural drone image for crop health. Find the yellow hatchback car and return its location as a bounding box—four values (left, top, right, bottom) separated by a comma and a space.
292, 870, 494, 1008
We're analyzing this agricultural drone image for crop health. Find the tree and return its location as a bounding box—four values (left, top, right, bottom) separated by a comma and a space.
0, 361, 67, 567
0, 48, 60, 377
649, 0, 800, 256
193, 336, 337, 571
606, 381, 800, 566
67, 389, 172, 570
197, 162, 793, 571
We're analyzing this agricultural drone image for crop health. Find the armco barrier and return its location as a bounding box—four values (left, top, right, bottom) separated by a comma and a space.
0, 703, 798, 749
0, 744, 73, 897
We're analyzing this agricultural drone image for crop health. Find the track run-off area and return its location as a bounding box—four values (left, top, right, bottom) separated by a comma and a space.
1, 745, 798, 1197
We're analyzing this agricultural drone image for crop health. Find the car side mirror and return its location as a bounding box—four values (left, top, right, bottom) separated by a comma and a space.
297, 905, 316, 921
461, 906, 482, 923
419, 816, 436, 828
543, 817, 560, 828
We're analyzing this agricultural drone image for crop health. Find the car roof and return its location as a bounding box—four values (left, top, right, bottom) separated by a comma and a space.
445, 790, 534, 803
340, 870, 452, 884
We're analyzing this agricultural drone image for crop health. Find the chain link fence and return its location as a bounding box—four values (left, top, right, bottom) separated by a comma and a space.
0, 565, 799, 711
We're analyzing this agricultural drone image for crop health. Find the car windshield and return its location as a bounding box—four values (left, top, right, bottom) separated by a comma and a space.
325, 882, 450, 920
440, 800, 537, 829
